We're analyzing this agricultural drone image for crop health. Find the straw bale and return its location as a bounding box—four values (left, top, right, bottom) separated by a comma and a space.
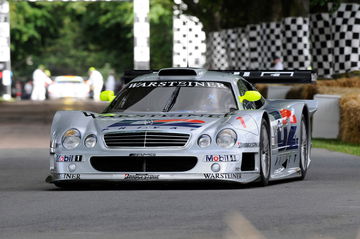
283, 76, 360, 143
339, 93, 360, 144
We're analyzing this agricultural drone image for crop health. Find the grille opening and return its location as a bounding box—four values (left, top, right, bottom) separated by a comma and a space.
158, 69, 197, 76
241, 153, 255, 171
104, 132, 190, 148
90, 156, 197, 172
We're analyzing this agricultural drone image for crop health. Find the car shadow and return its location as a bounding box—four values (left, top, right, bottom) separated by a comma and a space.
45, 178, 302, 191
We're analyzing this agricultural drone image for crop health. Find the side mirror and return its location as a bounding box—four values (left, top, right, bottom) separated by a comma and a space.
239, 91, 262, 103
100, 90, 116, 102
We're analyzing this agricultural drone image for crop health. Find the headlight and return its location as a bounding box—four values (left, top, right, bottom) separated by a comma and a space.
216, 129, 237, 148
84, 134, 97, 148
198, 134, 211, 148
62, 129, 81, 150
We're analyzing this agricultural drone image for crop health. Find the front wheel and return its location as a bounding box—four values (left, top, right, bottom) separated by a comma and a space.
259, 119, 271, 186
299, 115, 309, 180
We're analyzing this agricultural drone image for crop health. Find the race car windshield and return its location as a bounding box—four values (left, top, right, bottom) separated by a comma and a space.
104, 81, 239, 113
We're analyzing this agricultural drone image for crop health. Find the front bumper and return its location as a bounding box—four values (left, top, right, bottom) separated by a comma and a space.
47, 171, 260, 184
48, 148, 261, 184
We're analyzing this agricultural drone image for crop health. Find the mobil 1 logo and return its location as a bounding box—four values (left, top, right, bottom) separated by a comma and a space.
204, 155, 237, 162
56, 155, 82, 162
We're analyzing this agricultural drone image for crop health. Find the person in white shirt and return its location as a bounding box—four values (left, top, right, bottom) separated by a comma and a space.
31, 66, 52, 101
105, 72, 116, 92
271, 56, 284, 70
88, 67, 104, 101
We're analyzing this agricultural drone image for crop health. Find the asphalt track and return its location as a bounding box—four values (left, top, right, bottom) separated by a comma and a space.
0, 100, 359, 239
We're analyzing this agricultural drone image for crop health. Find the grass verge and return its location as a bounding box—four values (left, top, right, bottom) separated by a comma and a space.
0, 97, 15, 102
312, 139, 360, 157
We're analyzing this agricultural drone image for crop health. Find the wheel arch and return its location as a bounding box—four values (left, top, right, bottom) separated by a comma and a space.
262, 111, 271, 136
301, 104, 310, 141
302, 103, 312, 167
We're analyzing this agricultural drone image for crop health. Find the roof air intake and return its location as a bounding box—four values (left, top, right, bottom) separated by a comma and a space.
158, 68, 197, 76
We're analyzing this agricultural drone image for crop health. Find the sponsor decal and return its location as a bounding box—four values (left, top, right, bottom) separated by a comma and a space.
279, 109, 297, 124
56, 155, 82, 162
269, 111, 281, 120
129, 153, 156, 157
203, 173, 241, 179
269, 109, 297, 125
128, 81, 227, 88
229, 115, 258, 136
104, 119, 205, 131
278, 126, 298, 151
56, 173, 81, 179
236, 117, 247, 128
124, 174, 159, 180
238, 142, 259, 148
204, 155, 237, 162
275, 153, 298, 167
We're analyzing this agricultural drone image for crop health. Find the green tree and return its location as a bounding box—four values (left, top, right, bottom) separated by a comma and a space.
10, 1, 62, 78
10, 1, 174, 79
80, 1, 134, 75
178, 0, 310, 32
149, 0, 173, 69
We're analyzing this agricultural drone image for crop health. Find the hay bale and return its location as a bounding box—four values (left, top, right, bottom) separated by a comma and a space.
254, 84, 268, 98
339, 94, 360, 144
317, 86, 360, 96
285, 84, 318, 99
317, 76, 360, 88
285, 77, 360, 99
283, 76, 360, 144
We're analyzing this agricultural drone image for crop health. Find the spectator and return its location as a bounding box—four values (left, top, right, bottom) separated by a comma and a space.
24, 81, 33, 100
15, 81, 22, 100
88, 67, 104, 101
271, 55, 284, 70
31, 65, 52, 101
105, 71, 116, 92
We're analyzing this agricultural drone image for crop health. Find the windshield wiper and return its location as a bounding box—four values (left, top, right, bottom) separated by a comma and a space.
229, 107, 237, 113
162, 87, 181, 112
224, 107, 238, 117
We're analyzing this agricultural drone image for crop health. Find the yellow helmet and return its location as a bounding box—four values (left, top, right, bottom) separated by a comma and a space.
44, 70, 51, 77
89, 67, 96, 72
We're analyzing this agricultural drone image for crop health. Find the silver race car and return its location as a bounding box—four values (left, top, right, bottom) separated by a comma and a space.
46, 68, 317, 187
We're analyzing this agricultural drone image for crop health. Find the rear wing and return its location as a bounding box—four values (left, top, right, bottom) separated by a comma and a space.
213, 70, 316, 84
121, 69, 316, 84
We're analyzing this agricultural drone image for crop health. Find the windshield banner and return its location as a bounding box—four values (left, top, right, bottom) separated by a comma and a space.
128, 81, 227, 88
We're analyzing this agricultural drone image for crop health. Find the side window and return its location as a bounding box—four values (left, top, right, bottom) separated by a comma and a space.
237, 79, 255, 110
237, 79, 248, 96
242, 79, 265, 109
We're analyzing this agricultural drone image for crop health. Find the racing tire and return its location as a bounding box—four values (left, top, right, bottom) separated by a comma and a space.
299, 115, 309, 180
259, 118, 271, 186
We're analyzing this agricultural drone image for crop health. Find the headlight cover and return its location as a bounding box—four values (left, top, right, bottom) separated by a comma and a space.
84, 134, 97, 148
198, 134, 211, 148
62, 129, 81, 150
216, 129, 237, 148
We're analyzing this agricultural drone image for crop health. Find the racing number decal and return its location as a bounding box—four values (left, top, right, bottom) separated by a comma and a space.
270, 109, 299, 151
278, 126, 298, 151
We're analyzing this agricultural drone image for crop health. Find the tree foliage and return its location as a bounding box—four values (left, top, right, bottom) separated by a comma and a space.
149, 0, 173, 69
11, 0, 351, 80
10, 0, 173, 79
178, 0, 309, 32
177, 0, 357, 32
10, 2, 61, 74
